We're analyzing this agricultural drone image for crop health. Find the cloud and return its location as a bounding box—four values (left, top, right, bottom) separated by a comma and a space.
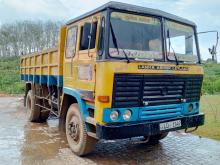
0, 0, 68, 21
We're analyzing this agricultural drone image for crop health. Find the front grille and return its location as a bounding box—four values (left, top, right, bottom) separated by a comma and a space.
112, 74, 203, 108
139, 104, 182, 121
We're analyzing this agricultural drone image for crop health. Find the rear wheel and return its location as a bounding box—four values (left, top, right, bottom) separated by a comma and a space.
26, 90, 50, 122
66, 103, 97, 156
26, 90, 41, 122
144, 132, 169, 144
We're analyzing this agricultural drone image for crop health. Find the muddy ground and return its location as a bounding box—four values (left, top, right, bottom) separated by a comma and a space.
0, 97, 220, 165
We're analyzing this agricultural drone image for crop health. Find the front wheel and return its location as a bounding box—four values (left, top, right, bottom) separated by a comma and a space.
65, 103, 97, 156
144, 132, 169, 144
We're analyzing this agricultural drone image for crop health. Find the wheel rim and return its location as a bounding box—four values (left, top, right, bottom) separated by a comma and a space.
68, 115, 80, 143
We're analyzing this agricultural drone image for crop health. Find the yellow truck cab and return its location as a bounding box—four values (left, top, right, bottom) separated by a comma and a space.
20, 1, 204, 156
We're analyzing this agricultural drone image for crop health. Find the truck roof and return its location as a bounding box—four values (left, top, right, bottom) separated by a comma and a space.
66, 1, 196, 26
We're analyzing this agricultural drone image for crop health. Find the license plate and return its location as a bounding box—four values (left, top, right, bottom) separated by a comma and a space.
159, 120, 181, 131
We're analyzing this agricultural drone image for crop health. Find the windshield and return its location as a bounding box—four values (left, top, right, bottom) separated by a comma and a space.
165, 20, 198, 63
109, 12, 163, 60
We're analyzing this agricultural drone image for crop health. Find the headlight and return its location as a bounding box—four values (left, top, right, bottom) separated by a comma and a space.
188, 104, 193, 112
110, 110, 119, 121
123, 109, 132, 121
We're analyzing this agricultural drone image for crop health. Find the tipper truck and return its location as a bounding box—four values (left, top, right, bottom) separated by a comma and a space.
20, 1, 205, 156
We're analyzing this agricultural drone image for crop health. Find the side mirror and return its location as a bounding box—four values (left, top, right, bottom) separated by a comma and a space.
208, 45, 217, 55
208, 45, 217, 62
80, 22, 97, 50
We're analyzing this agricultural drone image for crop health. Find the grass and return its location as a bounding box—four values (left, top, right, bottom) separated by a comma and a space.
202, 63, 220, 94
193, 95, 220, 141
0, 56, 24, 95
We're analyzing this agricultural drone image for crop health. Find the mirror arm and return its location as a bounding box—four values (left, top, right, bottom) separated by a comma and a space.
197, 30, 219, 50
215, 31, 219, 51
197, 30, 219, 61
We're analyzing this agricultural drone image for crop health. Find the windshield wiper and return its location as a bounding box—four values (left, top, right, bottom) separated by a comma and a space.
167, 29, 179, 65
110, 21, 130, 63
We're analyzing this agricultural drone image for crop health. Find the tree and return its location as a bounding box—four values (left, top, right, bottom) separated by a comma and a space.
0, 20, 62, 57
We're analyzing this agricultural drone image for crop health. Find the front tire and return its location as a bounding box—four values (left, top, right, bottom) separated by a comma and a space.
66, 103, 96, 156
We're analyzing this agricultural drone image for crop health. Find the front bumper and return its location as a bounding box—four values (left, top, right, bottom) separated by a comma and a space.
96, 113, 204, 140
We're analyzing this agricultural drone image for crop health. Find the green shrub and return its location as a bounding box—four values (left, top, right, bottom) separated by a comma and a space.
0, 56, 24, 94
215, 79, 220, 92
202, 63, 220, 94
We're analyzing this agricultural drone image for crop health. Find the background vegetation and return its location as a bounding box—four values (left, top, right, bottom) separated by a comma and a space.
0, 20, 61, 57
194, 95, 220, 140
202, 63, 220, 94
0, 20, 61, 95
0, 56, 23, 95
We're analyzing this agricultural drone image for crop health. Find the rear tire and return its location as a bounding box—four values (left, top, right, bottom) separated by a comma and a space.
144, 132, 169, 144
26, 90, 41, 122
26, 90, 50, 122
66, 103, 97, 156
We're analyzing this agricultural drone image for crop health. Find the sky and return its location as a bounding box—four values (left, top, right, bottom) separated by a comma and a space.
0, 0, 219, 61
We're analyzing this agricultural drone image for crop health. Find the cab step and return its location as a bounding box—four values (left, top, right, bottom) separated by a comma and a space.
86, 116, 95, 125
87, 132, 97, 139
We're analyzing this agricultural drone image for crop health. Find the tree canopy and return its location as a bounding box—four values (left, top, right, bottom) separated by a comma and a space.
0, 20, 61, 57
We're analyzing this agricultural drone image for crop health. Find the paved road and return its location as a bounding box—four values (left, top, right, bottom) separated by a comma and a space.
0, 97, 220, 165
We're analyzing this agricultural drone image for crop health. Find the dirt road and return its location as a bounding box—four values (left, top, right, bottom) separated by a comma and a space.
0, 97, 220, 165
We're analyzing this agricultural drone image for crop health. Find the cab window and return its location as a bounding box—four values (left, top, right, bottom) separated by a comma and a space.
65, 26, 78, 58
80, 22, 98, 50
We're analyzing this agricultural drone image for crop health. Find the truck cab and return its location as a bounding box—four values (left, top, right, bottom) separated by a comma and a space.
63, 1, 204, 155
21, 1, 204, 156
